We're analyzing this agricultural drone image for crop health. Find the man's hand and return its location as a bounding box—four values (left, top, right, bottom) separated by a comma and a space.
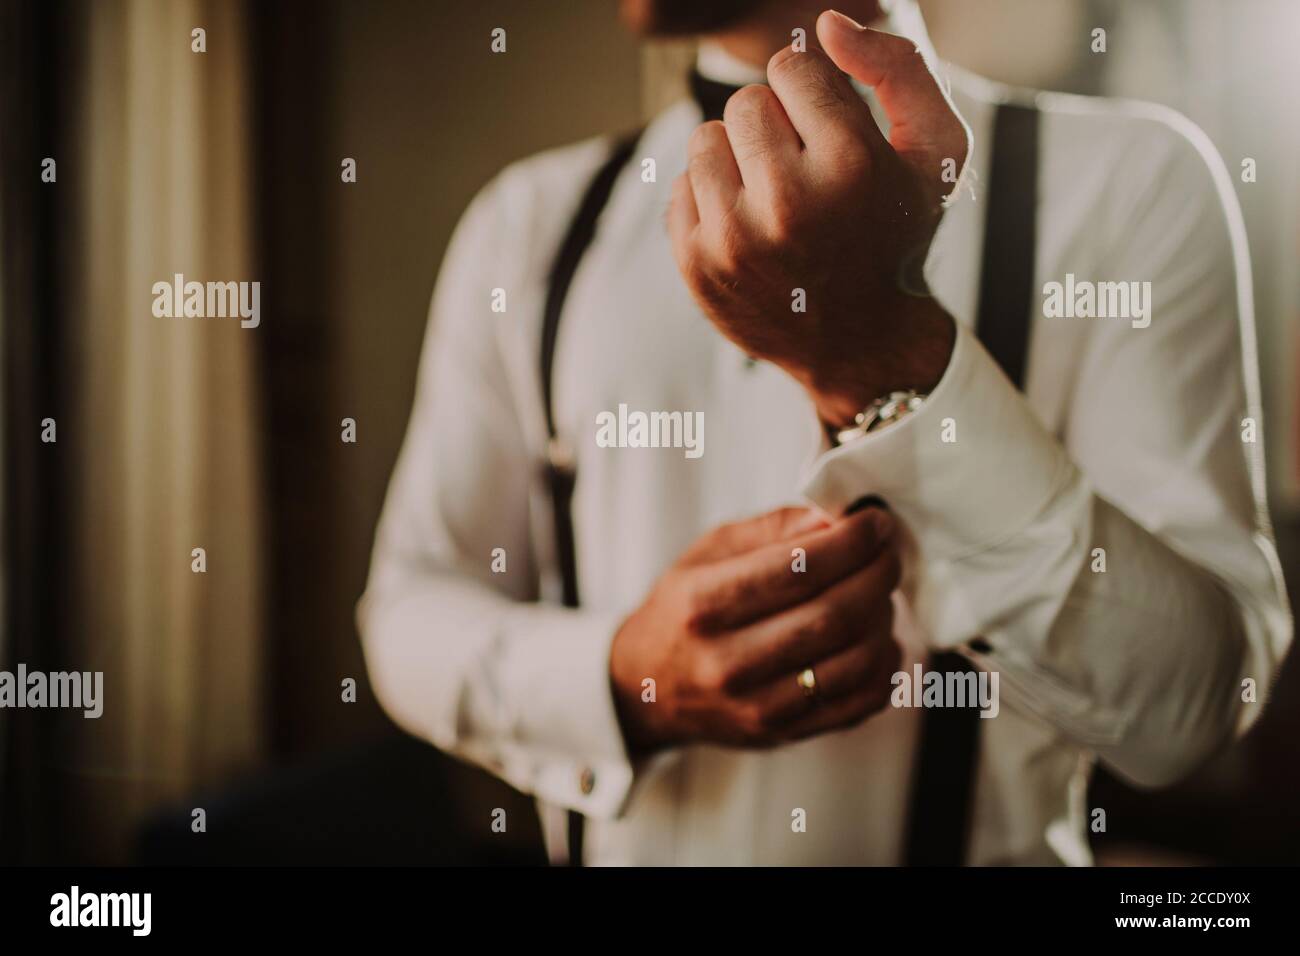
609, 505, 901, 753
667, 9, 971, 427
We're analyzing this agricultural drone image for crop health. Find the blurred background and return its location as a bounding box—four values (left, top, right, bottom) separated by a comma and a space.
1, 0, 1297, 866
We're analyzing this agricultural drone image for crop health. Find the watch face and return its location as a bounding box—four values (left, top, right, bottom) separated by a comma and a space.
835, 391, 927, 445
873, 392, 926, 431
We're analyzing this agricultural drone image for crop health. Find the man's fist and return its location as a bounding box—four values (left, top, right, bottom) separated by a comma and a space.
609, 505, 901, 753
668, 10, 970, 427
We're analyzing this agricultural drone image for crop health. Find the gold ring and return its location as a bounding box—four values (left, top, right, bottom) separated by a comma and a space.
797, 667, 818, 699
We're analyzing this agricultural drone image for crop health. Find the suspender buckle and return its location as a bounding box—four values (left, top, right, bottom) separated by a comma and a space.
545, 435, 575, 476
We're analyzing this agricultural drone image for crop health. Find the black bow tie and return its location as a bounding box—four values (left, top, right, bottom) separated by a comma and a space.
688, 70, 741, 123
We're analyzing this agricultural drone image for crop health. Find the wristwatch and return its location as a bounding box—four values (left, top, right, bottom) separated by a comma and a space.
833, 389, 927, 446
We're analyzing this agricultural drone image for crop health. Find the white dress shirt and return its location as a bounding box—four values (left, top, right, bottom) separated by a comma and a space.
357, 9, 1291, 865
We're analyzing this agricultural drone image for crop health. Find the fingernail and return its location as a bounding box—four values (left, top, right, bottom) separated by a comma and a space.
827, 9, 866, 31
865, 507, 895, 541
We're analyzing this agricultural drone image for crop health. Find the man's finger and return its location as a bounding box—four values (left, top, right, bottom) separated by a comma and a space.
816, 10, 968, 175
686, 120, 743, 224
721, 83, 801, 197
688, 507, 894, 632
718, 540, 899, 688
679, 505, 829, 567
778, 677, 892, 743
765, 43, 875, 159
743, 636, 876, 726
778, 624, 899, 740
667, 171, 700, 276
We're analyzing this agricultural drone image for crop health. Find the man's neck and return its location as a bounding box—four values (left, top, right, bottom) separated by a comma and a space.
710, 17, 820, 68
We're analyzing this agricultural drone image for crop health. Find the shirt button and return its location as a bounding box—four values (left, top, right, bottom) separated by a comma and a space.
578, 767, 596, 796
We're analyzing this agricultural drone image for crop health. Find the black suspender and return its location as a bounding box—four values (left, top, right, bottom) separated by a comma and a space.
538, 130, 639, 608
974, 103, 1039, 392
539, 131, 641, 865
540, 102, 1038, 866
541, 132, 641, 612
903, 102, 1040, 866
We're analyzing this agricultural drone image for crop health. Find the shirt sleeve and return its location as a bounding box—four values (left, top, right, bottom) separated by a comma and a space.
799, 112, 1292, 789
356, 161, 638, 819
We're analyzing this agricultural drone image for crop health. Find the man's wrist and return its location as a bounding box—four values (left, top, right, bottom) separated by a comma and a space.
608, 620, 673, 757
811, 299, 956, 429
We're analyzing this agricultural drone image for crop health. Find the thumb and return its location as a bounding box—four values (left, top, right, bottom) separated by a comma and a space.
815, 9, 969, 178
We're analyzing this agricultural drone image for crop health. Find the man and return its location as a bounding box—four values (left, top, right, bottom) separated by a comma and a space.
357, 0, 1291, 864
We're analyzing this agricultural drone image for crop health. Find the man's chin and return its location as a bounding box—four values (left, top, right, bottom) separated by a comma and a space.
619, 0, 768, 36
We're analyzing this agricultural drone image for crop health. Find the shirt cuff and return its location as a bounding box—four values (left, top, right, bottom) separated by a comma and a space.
799, 320, 1077, 561
499, 605, 637, 820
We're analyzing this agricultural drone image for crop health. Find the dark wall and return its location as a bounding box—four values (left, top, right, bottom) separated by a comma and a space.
0, 0, 83, 865
252, 0, 642, 757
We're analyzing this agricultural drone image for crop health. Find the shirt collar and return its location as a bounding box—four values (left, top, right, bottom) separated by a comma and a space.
695, 43, 767, 87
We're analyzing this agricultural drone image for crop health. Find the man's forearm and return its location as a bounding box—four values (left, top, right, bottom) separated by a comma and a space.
358, 565, 637, 818
959, 493, 1249, 788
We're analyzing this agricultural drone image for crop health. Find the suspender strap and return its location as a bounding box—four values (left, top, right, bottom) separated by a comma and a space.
902, 648, 985, 866
975, 103, 1039, 390
539, 131, 640, 865
541, 132, 640, 612
903, 102, 1039, 866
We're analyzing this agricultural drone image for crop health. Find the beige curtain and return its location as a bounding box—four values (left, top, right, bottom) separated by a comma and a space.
60, 0, 263, 861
